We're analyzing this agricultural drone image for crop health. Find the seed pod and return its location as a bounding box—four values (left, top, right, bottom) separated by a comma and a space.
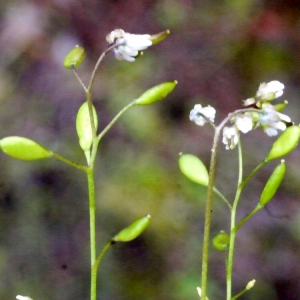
274, 100, 288, 112
134, 81, 177, 106
178, 153, 209, 186
212, 231, 230, 251
150, 30, 170, 45
265, 125, 300, 162
63, 45, 86, 69
259, 160, 286, 207
0, 136, 52, 160
112, 215, 151, 242
76, 102, 98, 151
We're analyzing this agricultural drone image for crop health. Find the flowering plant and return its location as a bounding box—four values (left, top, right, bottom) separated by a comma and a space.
0, 29, 175, 300
181, 80, 300, 299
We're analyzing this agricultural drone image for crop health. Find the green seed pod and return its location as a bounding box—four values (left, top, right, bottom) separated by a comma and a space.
178, 153, 209, 186
274, 100, 288, 112
259, 160, 286, 207
212, 231, 230, 251
150, 29, 170, 45
134, 81, 177, 106
63, 45, 86, 69
0, 136, 52, 160
76, 102, 98, 152
265, 125, 300, 162
112, 215, 151, 242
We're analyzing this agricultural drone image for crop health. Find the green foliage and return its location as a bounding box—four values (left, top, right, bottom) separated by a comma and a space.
212, 231, 230, 251
76, 102, 98, 152
265, 125, 300, 162
0, 136, 52, 160
134, 81, 177, 106
178, 153, 209, 186
112, 215, 151, 242
63, 45, 86, 69
259, 160, 286, 207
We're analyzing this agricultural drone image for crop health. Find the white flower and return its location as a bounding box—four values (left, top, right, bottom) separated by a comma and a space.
234, 113, 253, 133
189, 104, 216, 126
106, 29, 152, 62
259, 106, 291, 136
256, 80, 284, 100
243, 97, 256, 106
222, 126, 239, 150
16, 296, 33, 300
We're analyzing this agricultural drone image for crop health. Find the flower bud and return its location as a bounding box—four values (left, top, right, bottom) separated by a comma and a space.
246, 279, 256, 290
76, 102, 98, 152
265, 125, 300, 162
134, 81, 177, 106
112, 215, 151, 242
212, 231, 230, 251
0, 136, 52, 160
258, 160, 285, 207
179, 153, 209, 186
63, 45, 86, 69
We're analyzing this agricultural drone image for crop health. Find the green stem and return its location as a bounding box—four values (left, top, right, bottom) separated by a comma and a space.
213, 187, 232, 210
87, 168, 97, 300
94, 241, 113, 274
52, 152, 87, 171
200, 127, 221, 300
226, 141, 243, 300
234, 205, 261, 233
97, 100, 136, 142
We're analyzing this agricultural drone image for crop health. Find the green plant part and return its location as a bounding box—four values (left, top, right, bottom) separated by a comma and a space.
265, 125, 300, 162
134, 81, 177, 106
112, 215, 151, 242
150, 29, 170, 45
76, 102, 98, 152
63, 45, 86, 69
178, 153, 209, 186
259, 160, 286, 207
0, 136, 52, 160
212, 231, 230, 251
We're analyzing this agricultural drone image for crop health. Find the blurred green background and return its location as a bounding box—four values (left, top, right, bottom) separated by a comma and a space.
0, 0, 300, 299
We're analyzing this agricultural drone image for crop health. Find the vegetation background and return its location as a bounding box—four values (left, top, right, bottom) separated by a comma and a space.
0, 0, 300, 299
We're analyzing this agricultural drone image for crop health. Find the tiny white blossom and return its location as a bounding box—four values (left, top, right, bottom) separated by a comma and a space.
106, 29, 152, 62
243, 97, 256, 106
246, 279, 256, 290
189, 104, 216, 126
256, 80, 284, 100
16, 296, 33, 300
223, 126, 239, 150
259, 106, 291, 136
234, 113, 253, 133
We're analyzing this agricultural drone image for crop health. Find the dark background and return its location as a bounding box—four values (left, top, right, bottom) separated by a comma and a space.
0, 0, 300, 299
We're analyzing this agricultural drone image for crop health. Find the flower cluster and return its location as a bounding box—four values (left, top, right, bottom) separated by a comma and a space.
106, 29, 169, 62
190, 81, 292, 150
106, 29, 152, 62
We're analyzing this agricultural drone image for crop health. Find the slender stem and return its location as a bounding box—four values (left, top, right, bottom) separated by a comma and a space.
97, 101, 136, 142
52, 152, 88, 171
234, 205, 261, 233
200, 127, 221, 300
87, 43, 120, 91
87, 168, 97, 300
213, 187, 232, 210
94, 241, 113, 274
226, 141, 243, 300
72, 67, 88, 92
239, 160, 266, 191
